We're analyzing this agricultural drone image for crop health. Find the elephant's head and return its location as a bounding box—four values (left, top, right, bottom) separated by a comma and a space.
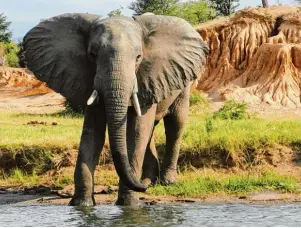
23, 13, 208, 192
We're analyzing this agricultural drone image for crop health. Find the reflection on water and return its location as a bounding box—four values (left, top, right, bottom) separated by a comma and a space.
1, 203, 301, 226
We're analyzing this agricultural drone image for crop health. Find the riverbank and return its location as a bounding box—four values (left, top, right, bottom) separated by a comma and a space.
1, 105, 301, 204
2, 107, 301, 173
1, 76, 301, 203
1, 183, 301, 206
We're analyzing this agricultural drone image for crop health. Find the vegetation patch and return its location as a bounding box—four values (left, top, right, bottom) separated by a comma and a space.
1, 99, 301, 194
155, 111, 301, 168
213, 100, 250, 120
0, 166, 119, 188
1, 102, 301, 173
148, 170, 298, 197
0, 112, 82, 173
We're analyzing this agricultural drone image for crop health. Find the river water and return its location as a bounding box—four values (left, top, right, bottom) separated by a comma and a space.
1, 203, 301, 226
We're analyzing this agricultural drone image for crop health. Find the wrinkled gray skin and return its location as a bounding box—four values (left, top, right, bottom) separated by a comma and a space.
23, 13, 208, 206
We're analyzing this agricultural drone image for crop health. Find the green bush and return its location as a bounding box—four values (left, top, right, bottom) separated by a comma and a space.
6, 51, 19, 67
213, 100, 249, 120
0, 41, 19, 67
189, 91, 210, 107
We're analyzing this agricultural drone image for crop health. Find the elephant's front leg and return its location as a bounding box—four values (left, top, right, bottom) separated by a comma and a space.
116, 104, 157, 206
69, 104, 106, 206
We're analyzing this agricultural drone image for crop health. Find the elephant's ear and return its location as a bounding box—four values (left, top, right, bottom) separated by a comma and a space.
133, 15, 209, 105
24, 13, 100, 105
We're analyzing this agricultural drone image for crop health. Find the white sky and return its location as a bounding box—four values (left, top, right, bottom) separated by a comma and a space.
1, 0, 297, 40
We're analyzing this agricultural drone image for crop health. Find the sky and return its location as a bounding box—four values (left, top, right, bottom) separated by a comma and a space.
1, 0, 297, 40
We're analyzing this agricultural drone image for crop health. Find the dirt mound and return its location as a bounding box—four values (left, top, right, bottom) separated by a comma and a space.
197, 6, 301, 107
0, 67, 52, 96
0, 67, 64, 113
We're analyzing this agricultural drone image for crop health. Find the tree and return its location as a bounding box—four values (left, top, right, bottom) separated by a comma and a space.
209, 0, 239, 16
129, 0, 180, 16
0, 13, 12, 43
262, 0, 269, 7
108, 8, 123, 17
177, 1, 216, 25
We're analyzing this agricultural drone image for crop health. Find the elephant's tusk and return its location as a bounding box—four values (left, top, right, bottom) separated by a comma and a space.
132, 93, 142, 117
87, 90, 98, 105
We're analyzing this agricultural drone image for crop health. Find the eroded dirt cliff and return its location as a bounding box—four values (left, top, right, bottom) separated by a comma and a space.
0, 67, 64, 113
197, 6, 301, 108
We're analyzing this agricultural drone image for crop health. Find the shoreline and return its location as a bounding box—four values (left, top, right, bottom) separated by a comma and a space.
1, 185, 301, 206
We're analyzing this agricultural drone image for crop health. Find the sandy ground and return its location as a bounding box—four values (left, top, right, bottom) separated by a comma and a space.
1, 84, 301, 120
0, 87, 64, 114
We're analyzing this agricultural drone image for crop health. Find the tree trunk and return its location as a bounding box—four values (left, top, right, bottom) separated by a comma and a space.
262, 0, 269, 7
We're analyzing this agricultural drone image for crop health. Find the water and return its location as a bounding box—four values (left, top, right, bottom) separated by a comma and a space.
1, 203, 301, 226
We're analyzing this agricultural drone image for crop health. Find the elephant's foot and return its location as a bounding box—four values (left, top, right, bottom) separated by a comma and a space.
69, 196, 95, 206
116, 192, 139, 206
160, 168, 177, 185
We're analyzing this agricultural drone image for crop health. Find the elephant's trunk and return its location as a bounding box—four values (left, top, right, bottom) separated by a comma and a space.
100, 74, 146, 192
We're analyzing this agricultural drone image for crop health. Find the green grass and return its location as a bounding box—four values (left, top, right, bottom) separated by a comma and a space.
213, 100, 249, 120
0, 166, 119, 187
1, 97, 301, 193
148, 170, 298, 197
1, 108, 301, 172
0, 112, 83, 174
0, 112, 82, 152
153, 114, 301, 166
0, 168, 40, 186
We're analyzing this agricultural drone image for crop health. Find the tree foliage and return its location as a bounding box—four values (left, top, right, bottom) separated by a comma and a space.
0, 13, 12, 42
178, 1, 216, 25
0, 42, 20, 67
108, 8, 123, 17
0, 13, 20, 67
129, 0, 180, 16
209, 0, 239, 16
129, 0, 215, 24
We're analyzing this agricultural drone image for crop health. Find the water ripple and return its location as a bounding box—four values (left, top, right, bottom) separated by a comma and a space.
1, 203, 301, 226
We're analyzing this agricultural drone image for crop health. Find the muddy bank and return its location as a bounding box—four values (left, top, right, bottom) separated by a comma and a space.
1, 185, 301, 206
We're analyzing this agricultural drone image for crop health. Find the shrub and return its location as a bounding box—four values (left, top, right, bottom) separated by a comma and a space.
0, 41, 19, 67
213, 100, 249, 120
190, 90, 210, 107
6, 51, 19, 67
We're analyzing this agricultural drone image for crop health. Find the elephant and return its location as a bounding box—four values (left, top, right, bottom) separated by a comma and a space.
23, 13, 208, 206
